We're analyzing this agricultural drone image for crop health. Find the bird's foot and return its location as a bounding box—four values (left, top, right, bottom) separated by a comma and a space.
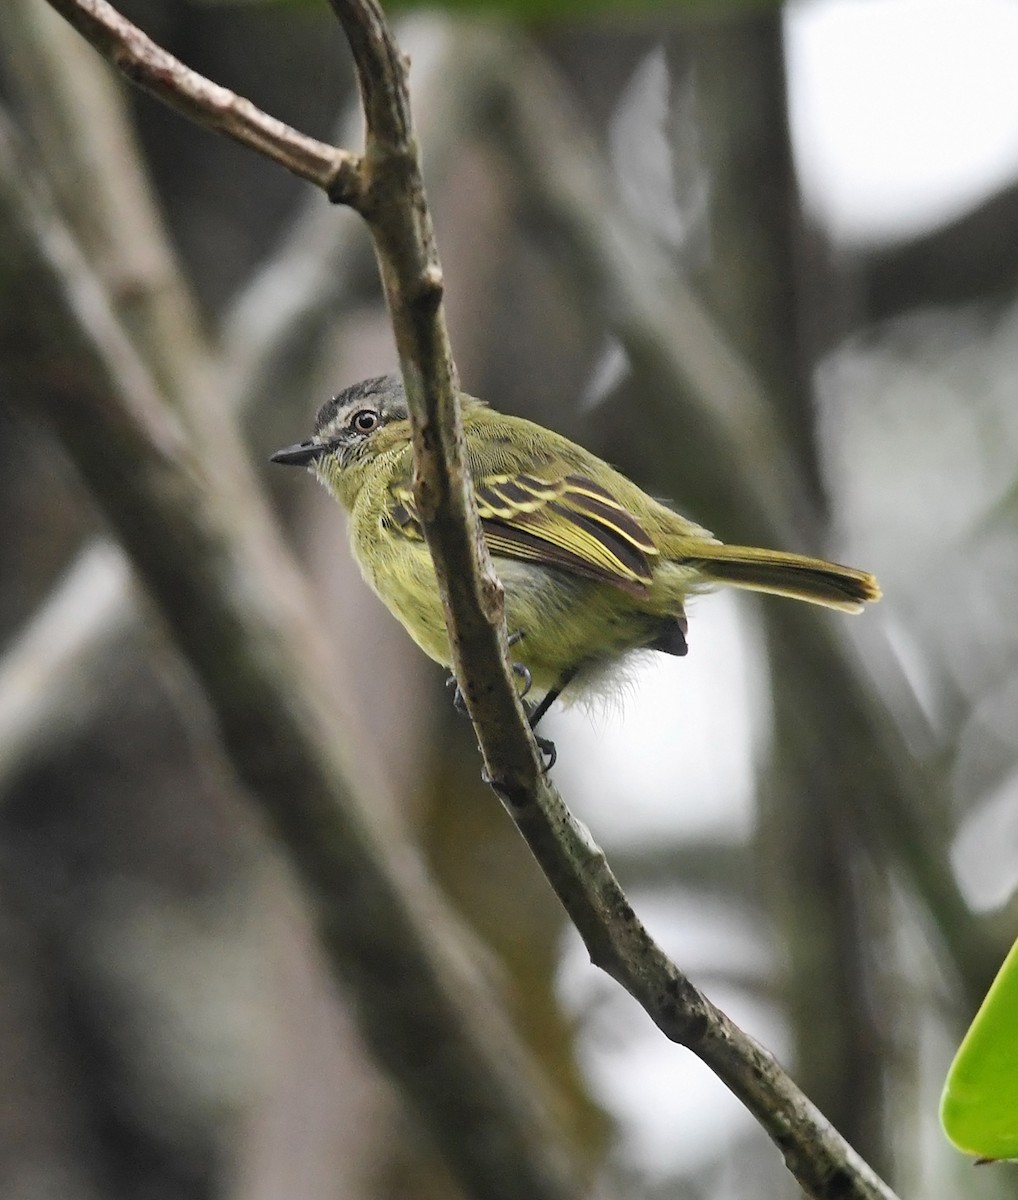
447, 629, 555, 772
534, 733, 557, 772
445, 672, 468, 717
506, 630, 533, 698
511, 661, 532, 698
480, 732, 556, 791
446, 630, 532, 714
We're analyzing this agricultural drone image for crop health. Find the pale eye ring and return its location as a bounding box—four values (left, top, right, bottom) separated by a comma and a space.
351, 408, 380, 434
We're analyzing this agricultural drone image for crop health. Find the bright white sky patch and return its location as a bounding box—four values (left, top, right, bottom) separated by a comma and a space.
549, 591, 765, 849
786, 0, 1018, 243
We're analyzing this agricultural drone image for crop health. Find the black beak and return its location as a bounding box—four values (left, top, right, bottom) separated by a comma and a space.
270, 440, 328, 467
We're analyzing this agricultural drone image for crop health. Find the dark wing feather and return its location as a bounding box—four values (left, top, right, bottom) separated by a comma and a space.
388, 470, 659, 597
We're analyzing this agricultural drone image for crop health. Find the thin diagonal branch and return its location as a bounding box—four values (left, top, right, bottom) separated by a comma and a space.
330, 0, 413, 152
41, 0, 363, 204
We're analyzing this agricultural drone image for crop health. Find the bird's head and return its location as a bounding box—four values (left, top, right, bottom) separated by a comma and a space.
271, 374, 410, 506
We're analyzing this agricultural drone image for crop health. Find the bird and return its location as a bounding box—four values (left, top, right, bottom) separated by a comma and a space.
272, 374, 880, 741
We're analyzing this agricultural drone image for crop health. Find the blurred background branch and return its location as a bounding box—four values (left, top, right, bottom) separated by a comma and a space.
0, 6, 581, 1198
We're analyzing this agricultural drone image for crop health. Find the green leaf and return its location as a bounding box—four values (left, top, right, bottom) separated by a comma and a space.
941, 935, 1018, 1161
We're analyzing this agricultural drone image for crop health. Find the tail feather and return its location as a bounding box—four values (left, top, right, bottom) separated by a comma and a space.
687, 545, 881, 614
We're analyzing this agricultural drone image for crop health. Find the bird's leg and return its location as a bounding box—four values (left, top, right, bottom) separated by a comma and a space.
526, 667, 576, 731
508, 630, 562, 770
449, 633, 563, 772
520, 666, 578, 773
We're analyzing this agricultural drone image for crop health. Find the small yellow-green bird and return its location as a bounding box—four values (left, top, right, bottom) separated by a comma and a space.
272, 374, 880, 731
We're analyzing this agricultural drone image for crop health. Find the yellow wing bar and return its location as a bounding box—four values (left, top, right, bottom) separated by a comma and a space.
388, 471, 659, 596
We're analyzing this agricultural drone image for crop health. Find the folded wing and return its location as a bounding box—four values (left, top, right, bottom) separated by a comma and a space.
388, 470, 659, 597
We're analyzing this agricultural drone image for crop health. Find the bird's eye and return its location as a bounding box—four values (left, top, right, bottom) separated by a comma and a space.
351, 409, 380, 434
